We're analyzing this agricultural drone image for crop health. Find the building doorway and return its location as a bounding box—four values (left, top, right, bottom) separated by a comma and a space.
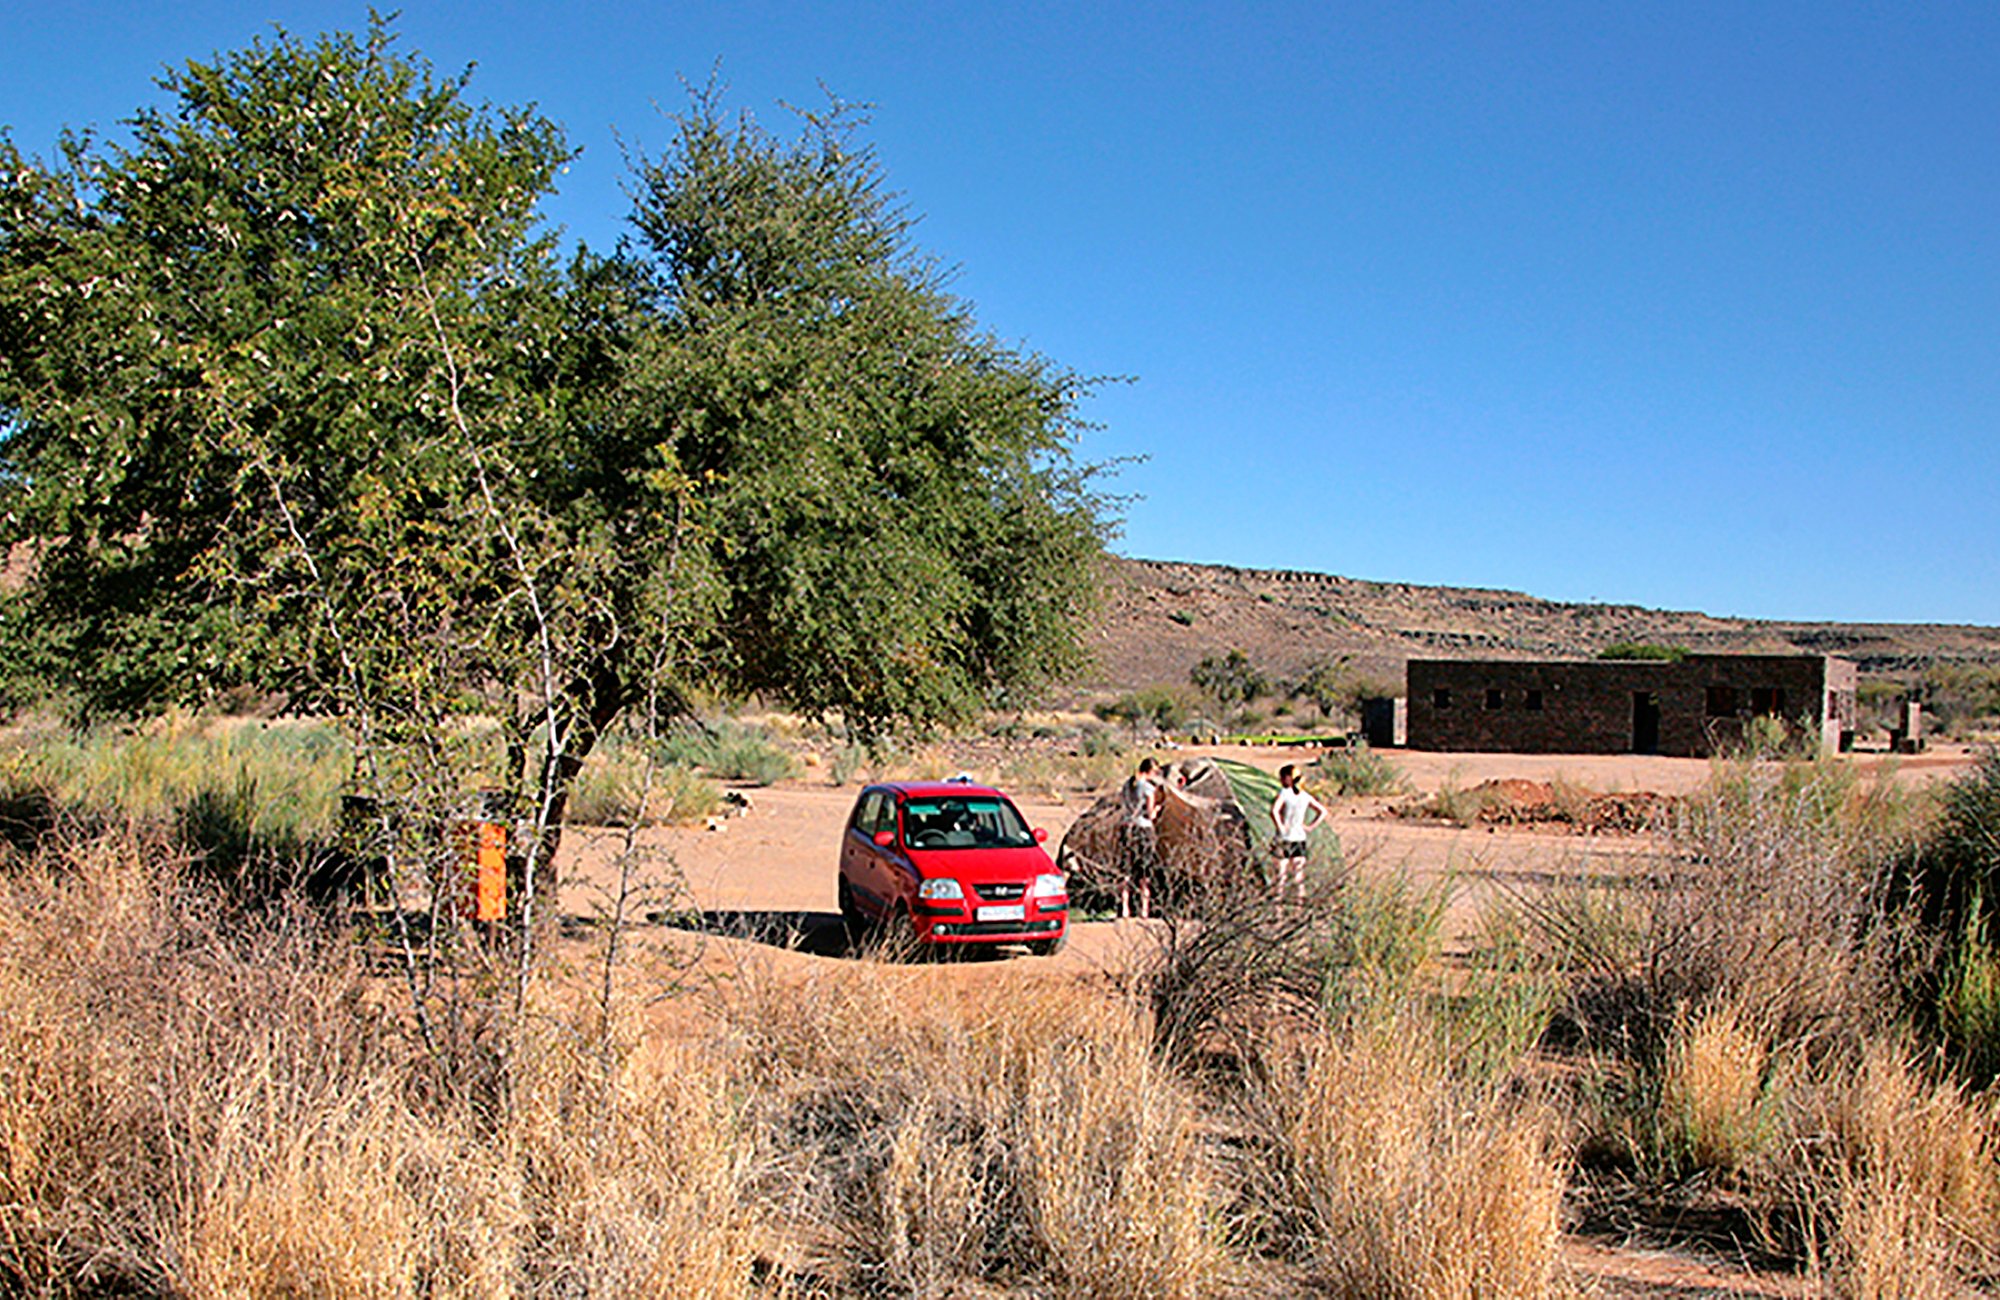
1632, 691, 1661, 754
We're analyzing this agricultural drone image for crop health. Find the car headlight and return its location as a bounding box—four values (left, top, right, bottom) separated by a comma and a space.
917, 877, 964, 901
1032, 873, 1067, 898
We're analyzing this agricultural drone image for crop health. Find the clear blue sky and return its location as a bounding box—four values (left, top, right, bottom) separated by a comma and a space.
6, 2, 1996, 625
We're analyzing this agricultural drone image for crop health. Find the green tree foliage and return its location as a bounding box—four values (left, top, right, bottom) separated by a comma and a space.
619, 88, 1106, 728
0, 27, 1110, 887
1191, 648, 1267, 710
1917, 661, 2000, 736
1596, 643, 1690, 662
1097, 684, 1194, 736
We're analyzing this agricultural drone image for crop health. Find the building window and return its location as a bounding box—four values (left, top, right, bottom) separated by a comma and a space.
1706, 686, 1739, 718
1524, 690, 1544, 712
1484, 688, 1504, 710
1433, 688, 1452, 710
1751, 687, 1787, 717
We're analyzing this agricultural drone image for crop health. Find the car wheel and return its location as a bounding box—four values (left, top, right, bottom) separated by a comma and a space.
879, 904, 924, 962
1028, 928, 1068, 958
837, 877, 865, 929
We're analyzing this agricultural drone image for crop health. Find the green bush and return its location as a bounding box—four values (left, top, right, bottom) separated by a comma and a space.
1890, 751, 2000, 1080
1078, 726, 1125, 759
660, 720, 799, 786
1311, 744, 1405, 798
1095, 685, 1195, 737
1597, 643, 1689, 662
569, 745, 721, 826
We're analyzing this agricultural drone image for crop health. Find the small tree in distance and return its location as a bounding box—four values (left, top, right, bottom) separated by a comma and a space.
1191, 648, 1267, 716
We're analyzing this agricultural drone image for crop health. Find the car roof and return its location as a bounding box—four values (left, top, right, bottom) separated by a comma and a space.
872, 779, 1009, 800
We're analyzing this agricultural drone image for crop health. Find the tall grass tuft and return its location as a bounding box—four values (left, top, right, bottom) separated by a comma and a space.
1655, 998, 1774, 1176
0, 718, 351, 841
1251, 1005, 1566, 1298
567, 736, 721, 827
1815, 1040, 2000, 1296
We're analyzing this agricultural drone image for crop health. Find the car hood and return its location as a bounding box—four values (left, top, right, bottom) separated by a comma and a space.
904, 844, 1055, 882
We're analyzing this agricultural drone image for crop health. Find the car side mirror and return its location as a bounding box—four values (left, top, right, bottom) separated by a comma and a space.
1033, 827, 1048, 843
873, 830, 895, 848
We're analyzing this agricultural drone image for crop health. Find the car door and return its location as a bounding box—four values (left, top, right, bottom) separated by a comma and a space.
842, 788, 892, 917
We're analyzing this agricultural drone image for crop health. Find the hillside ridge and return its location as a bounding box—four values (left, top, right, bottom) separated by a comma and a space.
1083, 556, 2000, 693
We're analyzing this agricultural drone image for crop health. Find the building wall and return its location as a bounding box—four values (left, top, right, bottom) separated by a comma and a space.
1405, 655, 1854, 757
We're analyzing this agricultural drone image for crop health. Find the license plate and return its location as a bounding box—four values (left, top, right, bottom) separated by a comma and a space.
976, 904, 1026, 923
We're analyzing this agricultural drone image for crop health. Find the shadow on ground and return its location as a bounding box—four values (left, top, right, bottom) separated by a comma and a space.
651, 908, 854, 956
639, 907, 1021, 963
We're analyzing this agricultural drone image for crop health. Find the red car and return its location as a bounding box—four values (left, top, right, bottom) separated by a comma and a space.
837, 780, 1068, 955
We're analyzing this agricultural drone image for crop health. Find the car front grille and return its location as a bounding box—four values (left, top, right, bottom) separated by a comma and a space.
932, 919, 1061, 938
973, 882, 1026, 901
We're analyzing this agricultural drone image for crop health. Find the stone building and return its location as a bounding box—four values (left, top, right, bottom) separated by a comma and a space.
1404, 654, 1858, 757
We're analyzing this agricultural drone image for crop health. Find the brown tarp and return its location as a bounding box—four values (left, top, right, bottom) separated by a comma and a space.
1056, 758, 1254, 907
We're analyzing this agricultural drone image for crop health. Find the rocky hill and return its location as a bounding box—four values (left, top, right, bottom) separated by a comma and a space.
1078, 557, 2000, 695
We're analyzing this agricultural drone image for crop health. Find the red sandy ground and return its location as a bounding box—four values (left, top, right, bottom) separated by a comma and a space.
554, 743, 1978, 1298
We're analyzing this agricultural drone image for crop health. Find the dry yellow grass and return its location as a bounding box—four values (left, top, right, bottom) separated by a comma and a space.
0, 824, 770, 1298
723, 967, 1226, 1297
22, 780, 2000, 1298
1261, 1008, 1567, 1299
1658, 999, 1772, 1174
1820, 1040, 2000, 1298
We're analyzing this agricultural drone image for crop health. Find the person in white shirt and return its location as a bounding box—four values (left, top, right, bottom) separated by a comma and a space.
1269, 763, 1328, 900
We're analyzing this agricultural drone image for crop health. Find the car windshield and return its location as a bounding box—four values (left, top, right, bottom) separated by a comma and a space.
900, 797, 1036, 849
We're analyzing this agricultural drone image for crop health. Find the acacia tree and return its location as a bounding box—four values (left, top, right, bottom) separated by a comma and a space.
0, 27, 1109, 920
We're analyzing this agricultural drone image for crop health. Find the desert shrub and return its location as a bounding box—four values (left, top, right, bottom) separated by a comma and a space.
1077, 724, 1125, 759
1310, 743, 1404, 797
1143, 866, 1346, 1065
828, 741, 872, 786
1096, 685, 1196, 737
997, 747, 1129, 797
1190, 648, 1267, 711
659, 718, 798, 786
1505, 755, 1929, 1198
568, 740, 720, 827
1426, 772, 1498, 827
1917, 662, 2000, 738
1878, 751, 2000, 1083
1142, 841, 1443, 1069
1612, 758, 1905, 1064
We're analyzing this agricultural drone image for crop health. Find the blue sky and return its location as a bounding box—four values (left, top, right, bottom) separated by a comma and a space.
6, 2, 1996, 624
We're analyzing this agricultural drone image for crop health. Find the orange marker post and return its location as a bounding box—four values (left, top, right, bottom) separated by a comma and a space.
455, 818, 508, 925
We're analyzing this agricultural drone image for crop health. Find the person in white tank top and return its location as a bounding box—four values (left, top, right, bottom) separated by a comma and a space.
1269, 763, 1328, 900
